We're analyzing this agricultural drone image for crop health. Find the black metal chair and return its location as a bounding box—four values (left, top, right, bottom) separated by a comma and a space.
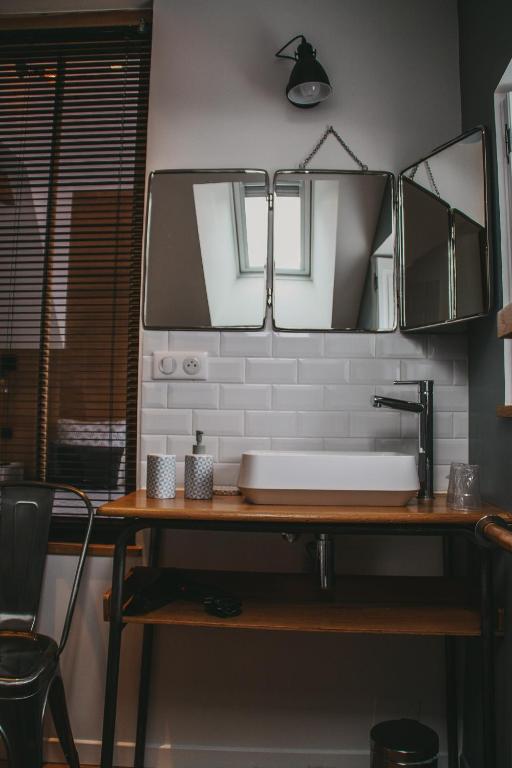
0, 481, 94, 767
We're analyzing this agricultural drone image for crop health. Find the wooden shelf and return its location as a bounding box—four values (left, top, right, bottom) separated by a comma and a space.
48, 542, 143, 557
497, 405, 512, 418
104, 568, 481, 638
498, 302, 512, 338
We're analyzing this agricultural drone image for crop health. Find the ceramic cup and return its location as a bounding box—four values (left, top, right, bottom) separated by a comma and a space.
146, 454, 176, 499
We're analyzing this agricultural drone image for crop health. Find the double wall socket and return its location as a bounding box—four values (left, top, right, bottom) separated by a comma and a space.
152, 351, 208, 381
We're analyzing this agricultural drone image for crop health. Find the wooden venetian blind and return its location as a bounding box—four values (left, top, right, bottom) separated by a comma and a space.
0, 21, 151, 526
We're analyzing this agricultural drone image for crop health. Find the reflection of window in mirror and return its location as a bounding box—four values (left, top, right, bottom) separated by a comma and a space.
274, 181, 311, 276
233, 183, 267, 274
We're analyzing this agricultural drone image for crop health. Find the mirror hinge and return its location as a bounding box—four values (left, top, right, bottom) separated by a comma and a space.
267, 287, 272, 306
505, 124, 511, 163
268, 192, 274, 210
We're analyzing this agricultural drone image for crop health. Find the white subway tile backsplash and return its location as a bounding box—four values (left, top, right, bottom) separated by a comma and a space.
167, 435, 219, 461
168, 383, 219, 409
214, 463, 241, 485
324, 334, 375, 358
142, 355, 153, 381
139, 326, 469, 495
142, 382, 168, 409
208, 357, 245, 383
221, 331, 272, 357
246, 358, 297, 383
400, 411, 452, 439
193, 410, 244, 436
435, 412, 454, 438
142, 330, 169, 354
453, 412, 469, 438
324, 437, 376, 451
428, 334, 468, 360
220, 384, 271, 410
374, 438, 418, 456
140, 435, 167, 459
246, 411, 297, 437
453, 360, 468, 385
297, 411, 350, 437
169, 331, 220, 355
141, 409, 192, 435
436, 386, 468, 411
272, 385, 323, 411
375, 333, 426, 358
219, 437, 271, 463
298, 359, 349, 384
434, 438, 468, 464
271, 437, 324, 452
324, 385, 374, 410
350, 359, 400, 384
434, 465, 451, 492
401, 359, 453, 385
350, 410, 400, 438
273, 333, 323, 358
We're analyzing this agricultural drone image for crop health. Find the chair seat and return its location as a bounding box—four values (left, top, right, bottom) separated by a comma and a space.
0, 631, 58, 682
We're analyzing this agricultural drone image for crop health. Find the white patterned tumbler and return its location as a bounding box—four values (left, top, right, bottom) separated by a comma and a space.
146, 454, 176, 499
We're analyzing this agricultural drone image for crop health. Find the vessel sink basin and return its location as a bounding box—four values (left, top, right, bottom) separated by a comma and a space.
238, 451, 419, 506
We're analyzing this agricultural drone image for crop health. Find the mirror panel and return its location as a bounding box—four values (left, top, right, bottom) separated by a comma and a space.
144, 170, 269, 329
272, 171, 396, 331
401, 178, 451, 328
399, 127, 489, 330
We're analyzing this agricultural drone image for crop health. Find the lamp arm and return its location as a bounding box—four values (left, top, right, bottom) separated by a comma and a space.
275, 34, 305, 60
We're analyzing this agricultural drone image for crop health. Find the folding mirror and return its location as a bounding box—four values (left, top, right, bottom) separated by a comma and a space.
271, 170, 396, 331
144, 170, 269, 329
399, 127, 490, 331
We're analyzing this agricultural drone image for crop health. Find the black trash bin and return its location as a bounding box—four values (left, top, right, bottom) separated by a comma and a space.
370, 718, 439, 767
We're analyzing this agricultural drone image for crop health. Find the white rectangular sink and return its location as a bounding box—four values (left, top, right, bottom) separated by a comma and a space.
238, 451, 419, 506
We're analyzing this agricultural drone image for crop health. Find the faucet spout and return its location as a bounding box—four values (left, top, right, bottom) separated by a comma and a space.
372, 380, 434, 500
372, 395, 424, 413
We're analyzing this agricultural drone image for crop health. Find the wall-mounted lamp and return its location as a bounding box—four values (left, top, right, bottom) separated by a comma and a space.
275, 35, 332, 108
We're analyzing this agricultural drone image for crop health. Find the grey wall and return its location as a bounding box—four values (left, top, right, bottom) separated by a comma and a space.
458, 0, 512, 510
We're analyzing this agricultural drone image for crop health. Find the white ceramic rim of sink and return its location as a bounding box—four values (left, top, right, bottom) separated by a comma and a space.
237, 450, 419, 492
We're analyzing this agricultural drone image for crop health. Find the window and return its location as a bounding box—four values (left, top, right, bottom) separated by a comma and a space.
0, 17, 151, 539
235, 181, 312, 277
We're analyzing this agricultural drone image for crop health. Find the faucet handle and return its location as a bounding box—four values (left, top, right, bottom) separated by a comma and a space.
394, 379, 433, 386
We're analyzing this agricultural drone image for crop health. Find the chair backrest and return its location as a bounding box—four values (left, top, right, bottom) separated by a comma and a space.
0, 481, 94, 650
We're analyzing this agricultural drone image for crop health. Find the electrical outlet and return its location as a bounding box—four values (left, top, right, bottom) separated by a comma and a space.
152, 351, 208, 380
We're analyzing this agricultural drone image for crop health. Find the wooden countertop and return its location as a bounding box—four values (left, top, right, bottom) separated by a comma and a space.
99, 490, 508, 527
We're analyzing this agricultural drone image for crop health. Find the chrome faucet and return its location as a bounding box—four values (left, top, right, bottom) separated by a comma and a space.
372, 380, 434, 500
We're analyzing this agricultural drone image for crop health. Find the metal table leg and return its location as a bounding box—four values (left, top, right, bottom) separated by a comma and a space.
134, 528, 162, 767
443, 536, 459, 768
481, 546, 496, 768
100, 525, 132, 768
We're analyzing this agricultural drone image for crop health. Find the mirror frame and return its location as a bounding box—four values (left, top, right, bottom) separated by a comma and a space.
142, 168, 271, 331
398, 126, 491, 332
271, 168, 397, 333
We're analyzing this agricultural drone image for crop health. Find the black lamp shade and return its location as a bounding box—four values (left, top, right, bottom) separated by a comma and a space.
286, 41, 332, 108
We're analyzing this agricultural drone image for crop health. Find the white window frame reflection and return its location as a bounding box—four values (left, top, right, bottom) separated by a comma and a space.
235, 181, 311, 278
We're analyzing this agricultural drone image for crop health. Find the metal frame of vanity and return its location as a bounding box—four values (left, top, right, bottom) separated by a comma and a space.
98, 492, 508, 768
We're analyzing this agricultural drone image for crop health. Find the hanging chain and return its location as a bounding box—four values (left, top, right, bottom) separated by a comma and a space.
408, 160, 440, 198
300, 125, 368, 170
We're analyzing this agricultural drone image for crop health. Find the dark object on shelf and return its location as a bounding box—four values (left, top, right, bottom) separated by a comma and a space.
123, 567, 242, 619
48, 442, 124, 490
371, 718, 439, 766
0, 480, 94, 766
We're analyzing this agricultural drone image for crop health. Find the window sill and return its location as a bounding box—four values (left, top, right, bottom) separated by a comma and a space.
496, 405, 512, 418
48, 542, 143, 558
